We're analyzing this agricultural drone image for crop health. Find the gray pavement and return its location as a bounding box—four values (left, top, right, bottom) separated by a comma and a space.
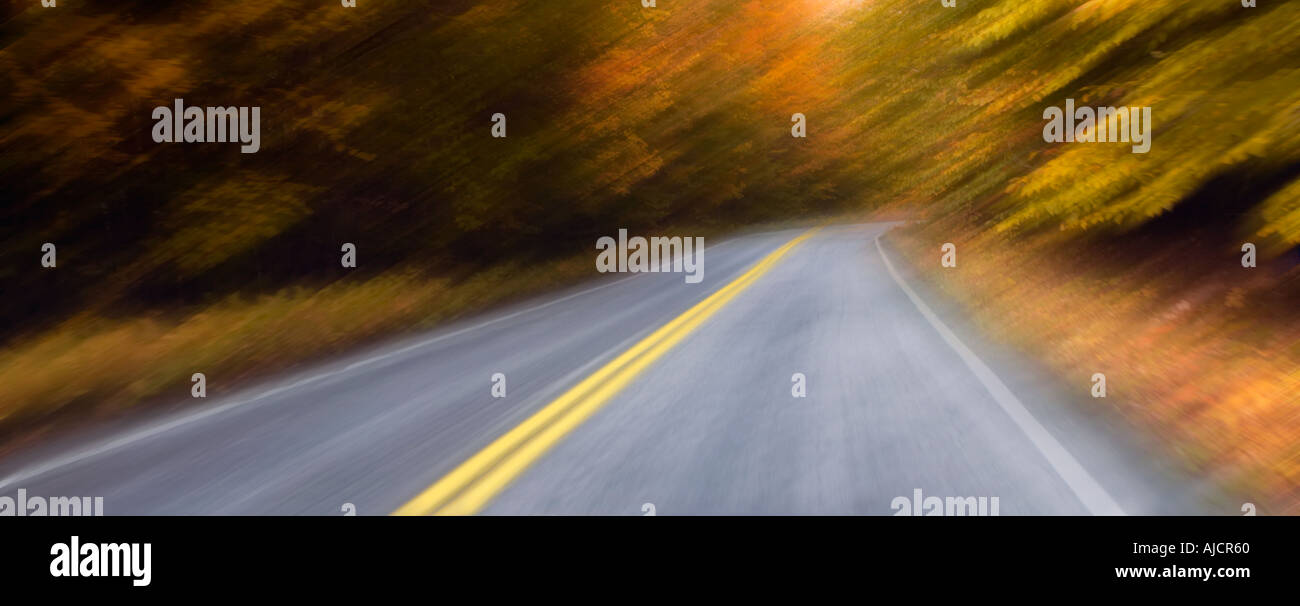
0, 223, 1228, 515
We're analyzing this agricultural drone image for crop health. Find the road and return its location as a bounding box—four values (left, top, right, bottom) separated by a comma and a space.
0, 223, 1226, 515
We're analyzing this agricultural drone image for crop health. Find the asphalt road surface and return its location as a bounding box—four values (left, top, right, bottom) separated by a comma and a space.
0, 223, 1229, 515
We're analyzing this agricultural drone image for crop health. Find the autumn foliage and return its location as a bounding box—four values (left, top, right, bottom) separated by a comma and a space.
1, 1, 1298, 506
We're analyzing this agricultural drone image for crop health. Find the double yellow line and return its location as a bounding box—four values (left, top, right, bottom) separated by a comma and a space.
392, 228, 818, 515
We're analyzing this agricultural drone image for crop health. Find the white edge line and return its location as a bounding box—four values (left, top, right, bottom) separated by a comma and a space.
0, 275, 637, 491
874, 235, 1126, 516
0, 236, 749, 490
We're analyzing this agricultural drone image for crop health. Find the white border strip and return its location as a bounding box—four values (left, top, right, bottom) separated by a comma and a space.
875, 235, 1125, 516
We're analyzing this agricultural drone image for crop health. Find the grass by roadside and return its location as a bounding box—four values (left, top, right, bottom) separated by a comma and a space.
0, 217, 821, 453
888, 222, 1300, 514
0, 253, 599, 450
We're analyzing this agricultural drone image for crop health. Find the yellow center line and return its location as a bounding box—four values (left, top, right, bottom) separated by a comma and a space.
392, 228, 818, 516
